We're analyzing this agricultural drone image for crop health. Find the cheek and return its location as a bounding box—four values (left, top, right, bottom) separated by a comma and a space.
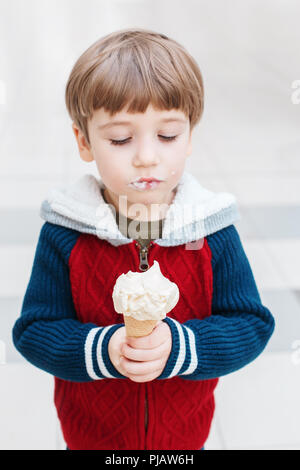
169, 164, 184, 180
94, 160, 122, 192
168, 155, 187, 184
168, 169, 180, 187
169, 170, 179, 185
94, 150, 121, 179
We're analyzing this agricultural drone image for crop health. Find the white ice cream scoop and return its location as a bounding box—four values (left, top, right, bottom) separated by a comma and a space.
112, 260, 179, 336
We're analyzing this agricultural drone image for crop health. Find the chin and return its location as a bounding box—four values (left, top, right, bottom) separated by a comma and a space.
134, 192, 166, 204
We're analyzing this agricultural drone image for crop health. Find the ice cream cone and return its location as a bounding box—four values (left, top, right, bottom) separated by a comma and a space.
124, 315, 158, 337
112, 260, 180, 338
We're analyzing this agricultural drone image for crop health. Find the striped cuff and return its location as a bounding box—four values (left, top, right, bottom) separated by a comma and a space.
158, 317, 198, 379
84, 324, 126, 380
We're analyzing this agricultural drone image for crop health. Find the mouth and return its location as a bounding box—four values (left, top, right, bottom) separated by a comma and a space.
128, 177, 165, 191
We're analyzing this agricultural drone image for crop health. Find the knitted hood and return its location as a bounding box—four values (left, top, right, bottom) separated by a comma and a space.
40, 170, 241, 247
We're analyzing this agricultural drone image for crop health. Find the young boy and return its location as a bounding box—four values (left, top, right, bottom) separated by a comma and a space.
12, 28, 275, 450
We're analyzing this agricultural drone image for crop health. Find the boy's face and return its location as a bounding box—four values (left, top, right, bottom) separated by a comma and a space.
72, 103, 193, 221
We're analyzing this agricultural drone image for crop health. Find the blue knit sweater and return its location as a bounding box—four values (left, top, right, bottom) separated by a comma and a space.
12, 221, 275, 382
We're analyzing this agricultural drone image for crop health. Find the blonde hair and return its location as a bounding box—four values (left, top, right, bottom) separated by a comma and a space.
65, 28, 204, 145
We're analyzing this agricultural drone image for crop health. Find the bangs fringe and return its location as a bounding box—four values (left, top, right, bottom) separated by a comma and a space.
65, 29, 204, 144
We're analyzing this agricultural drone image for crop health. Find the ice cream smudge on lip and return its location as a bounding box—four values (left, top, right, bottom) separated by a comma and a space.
112, 260, 179, 336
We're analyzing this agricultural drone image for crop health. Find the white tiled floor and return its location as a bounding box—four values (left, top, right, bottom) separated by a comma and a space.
0, 246, 37, 297
266, 240, 300, 289
240, 240, 290, 290
206, 352, 300, 450
0, 362, 58, 450
1, 0, 300, 451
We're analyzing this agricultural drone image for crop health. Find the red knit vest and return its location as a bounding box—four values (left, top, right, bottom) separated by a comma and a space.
54, 235, 218, 450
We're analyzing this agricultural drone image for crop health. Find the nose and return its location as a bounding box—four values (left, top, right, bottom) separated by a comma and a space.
132, 141, 160, 167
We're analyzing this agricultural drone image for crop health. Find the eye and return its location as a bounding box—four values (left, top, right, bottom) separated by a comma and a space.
109, 135, 178, 146
110, 138, 131, 146
159, 135, 177, 142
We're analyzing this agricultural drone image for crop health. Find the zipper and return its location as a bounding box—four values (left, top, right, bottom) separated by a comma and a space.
135, 240, 154, 271
134, 240, 154, 449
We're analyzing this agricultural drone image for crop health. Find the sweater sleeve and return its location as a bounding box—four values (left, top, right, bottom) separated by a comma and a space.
12, 222, 126, 382
158, 224, 275, 380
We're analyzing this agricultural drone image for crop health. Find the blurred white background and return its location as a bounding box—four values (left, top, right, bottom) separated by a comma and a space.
0, 0, 300, 450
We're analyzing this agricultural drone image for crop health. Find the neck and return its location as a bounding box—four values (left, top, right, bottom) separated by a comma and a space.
103, 188, 175, 222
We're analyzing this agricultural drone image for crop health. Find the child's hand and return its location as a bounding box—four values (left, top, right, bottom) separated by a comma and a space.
120, 321, 172, 383
108, 326, 129, 377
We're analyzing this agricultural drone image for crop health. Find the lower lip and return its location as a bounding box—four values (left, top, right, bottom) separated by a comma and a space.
128, 181, 163, 191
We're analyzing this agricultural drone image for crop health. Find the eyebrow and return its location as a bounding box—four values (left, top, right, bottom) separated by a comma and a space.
97, 117, 187, 130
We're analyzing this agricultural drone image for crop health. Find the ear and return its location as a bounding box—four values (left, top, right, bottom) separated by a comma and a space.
72, 123, 94, 162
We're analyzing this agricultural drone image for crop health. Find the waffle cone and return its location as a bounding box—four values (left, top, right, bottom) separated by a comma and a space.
123, 315, 158, 337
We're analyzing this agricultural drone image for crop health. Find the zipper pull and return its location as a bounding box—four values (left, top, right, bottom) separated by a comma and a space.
135, 241, 152, 271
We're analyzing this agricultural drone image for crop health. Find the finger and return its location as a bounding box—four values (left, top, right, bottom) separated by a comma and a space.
126, 322, 167, 350
122, 342, 168, 362
128, 371, 161, 383
120, 357, 164, 376
116, 357, 129, 377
